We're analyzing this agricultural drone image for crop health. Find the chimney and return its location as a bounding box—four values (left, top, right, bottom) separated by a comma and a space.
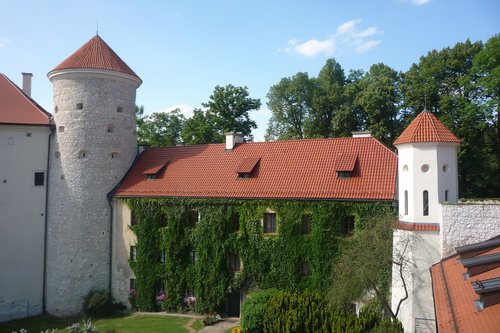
351, 130, 372, 138
225, 132, 244, 150
22, 73, 33, 97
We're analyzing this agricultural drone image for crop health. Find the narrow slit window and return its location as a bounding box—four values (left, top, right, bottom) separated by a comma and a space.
423, 190, 429, 216
343, 215, 355, 236
404, 190, 408, 215
76, 103, 83, 110
231, 212, 240, 232
130, 246, 137, 261
444, 190, 449, 202
303, 214, 312, 234
159, 250, 166, 263
189, 210, 199, 227
117, 107, 123, 113
228, 253, 241, 272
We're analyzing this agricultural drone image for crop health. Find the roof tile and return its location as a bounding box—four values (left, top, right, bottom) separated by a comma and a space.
113, 137, 397, 201
50, 35, 140, 79
0, 73, 51, 126
394, 111, 460, 145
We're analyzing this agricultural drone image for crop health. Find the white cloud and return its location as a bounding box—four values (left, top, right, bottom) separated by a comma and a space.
294, 39, 335, 57
281, 19, 382, 57
157, 104, 194, 119
411, 0, 431, 5
356, 40, 382, 53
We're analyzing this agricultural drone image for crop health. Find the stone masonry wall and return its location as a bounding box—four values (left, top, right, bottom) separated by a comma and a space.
440, 201, 500, 257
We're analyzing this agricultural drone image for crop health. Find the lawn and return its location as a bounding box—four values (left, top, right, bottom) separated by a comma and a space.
0, 314, 203, 333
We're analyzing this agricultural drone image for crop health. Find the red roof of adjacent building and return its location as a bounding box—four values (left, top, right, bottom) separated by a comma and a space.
431, 239, 500, 333
395, 221, 440, 231
50, 35, 140, 80
0, 73, 51, 126
113, 137, 397, 200
394, 111, 460, 145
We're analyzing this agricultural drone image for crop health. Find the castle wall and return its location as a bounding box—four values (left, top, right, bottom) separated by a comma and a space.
0, 125, 51, 322
440, 201, 500, 257
45, 73, 138, 315
111, 199, 136, 306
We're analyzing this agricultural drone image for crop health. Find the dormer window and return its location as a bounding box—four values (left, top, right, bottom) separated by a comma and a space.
236, 157, 260, 179
143, 159, 169, 180
335, 153, 357, 179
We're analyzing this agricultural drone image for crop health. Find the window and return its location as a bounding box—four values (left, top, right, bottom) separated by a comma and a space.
55, 151, 60, 158
130, 279, 137, 291
159, 213, 168, 227
130, 246, 137, 261
76, 103, 83, 110
300, 263, 311, 277
58, 126, 64, 133
337, 171, 353, 179
34, 172, 44, 186
263, 213, 276, 234
423, 190, 429, 216
106, 125, 114, 133
404, 190, 408, 215
26, 133, 32, 137
231, 213, 240, 232
445, 190, 449, 202
343, 215, 355, 236
160, 250, 166, 263
238, 173, 251, 179
228, 253, 241, 272
131, 211, 139, 226
54, 106, 58, 113
111, 152, 118, 159
190, 250, 197, 264
146, 174, 157, 180
189, 210, 199, 227
117, 107, 123, 113
303, 214, 312, 234
157, 281, 165, 294
421, 164, 430, 173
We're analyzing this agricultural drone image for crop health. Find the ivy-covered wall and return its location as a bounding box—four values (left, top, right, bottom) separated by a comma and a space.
123, 198, 390, 313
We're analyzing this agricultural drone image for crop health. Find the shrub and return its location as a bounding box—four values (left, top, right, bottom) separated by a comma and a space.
83, 290, 115, 317
241, 289, 278, 333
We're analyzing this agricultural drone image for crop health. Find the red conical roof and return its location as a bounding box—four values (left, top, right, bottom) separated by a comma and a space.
394, 111, 460, 145
50, 35, 140, 79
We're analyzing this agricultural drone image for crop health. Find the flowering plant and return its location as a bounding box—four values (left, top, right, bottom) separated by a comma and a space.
184, 294, 196, 308
128, 289, 138, 309
156, 291, 167, 303
202, 312, 222, 326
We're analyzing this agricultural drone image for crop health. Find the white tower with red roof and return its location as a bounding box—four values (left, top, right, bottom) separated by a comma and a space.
391, 111, 460, 332
45, 35, 141, 315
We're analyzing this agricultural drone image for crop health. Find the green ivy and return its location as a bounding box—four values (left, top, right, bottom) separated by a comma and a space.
124, 198, 390, 313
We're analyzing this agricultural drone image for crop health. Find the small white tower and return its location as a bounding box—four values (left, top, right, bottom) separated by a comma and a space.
45, 35, 142, 315
391, 111, 460, 332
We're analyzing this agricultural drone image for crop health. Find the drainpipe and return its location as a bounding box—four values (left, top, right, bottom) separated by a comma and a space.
108, 198, 114, 293
43, 124, 55, 313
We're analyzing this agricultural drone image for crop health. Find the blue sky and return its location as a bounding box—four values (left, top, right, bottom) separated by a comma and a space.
1, 0, 498, 140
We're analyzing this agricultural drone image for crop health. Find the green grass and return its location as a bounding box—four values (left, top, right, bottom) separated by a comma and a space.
0, 314, 203, 333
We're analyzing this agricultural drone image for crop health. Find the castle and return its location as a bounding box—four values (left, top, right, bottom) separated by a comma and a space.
1, 35, 498, 332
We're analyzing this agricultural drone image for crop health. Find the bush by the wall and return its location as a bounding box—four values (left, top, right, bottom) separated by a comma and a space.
241, 289, 278, 333
83, 290, 114, 317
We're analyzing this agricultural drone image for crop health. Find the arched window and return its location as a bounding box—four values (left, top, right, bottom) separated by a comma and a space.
404, 190, 408, 215
423, 190, 429, 216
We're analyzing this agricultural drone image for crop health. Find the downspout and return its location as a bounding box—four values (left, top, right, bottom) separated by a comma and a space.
43, 124, 55, 313
108, 198, 113, 293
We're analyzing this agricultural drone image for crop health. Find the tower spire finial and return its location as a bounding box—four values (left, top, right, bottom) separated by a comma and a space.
96, 20, 99, 36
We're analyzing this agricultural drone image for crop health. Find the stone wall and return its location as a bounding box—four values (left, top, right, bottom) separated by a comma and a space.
440, 201, 500, 257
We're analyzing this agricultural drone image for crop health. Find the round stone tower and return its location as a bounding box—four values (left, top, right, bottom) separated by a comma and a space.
45, 35, 141, 315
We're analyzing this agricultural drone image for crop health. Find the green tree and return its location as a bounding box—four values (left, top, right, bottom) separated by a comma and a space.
472, 34, 500, 192
401, 39, 498, 196
181, 108, 220, 144
338, 69, 368, 136
356, 63, 401, 146
328, 213, 405, 321
135, 105, 147, 143
203, 84, 260, 142
306, 58, 346, 138
266, 72, 314, 140
139, 109, 185, 147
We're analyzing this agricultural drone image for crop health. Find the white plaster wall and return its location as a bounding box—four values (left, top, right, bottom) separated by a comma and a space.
0, 124, 51, 322
440, 201, 500, 257
392, 229, 440, 333
45, 71, 138, 316
111, 199, 136, 306
397, 142, 458, 223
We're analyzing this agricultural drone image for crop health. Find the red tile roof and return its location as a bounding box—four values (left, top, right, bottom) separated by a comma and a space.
432, 240, 500, 333
394, 111, 460, 145
113, 137, 397, 200
0, 73, 51, 126
236, 157, 261, 174
50, 35, 140, 80
335, 153, 358, 172
395, 221, 440, 231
